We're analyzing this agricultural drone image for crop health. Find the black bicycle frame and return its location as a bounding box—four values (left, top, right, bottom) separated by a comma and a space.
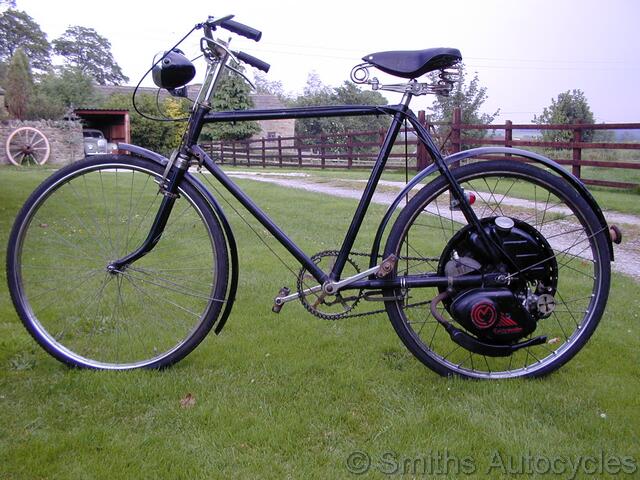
111, 98, 497, 292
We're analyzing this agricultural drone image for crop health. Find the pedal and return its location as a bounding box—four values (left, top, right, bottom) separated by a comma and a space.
272, 287, 290, 313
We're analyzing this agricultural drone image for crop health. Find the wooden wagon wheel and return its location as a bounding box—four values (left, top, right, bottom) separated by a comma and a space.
5, 127, 51, 166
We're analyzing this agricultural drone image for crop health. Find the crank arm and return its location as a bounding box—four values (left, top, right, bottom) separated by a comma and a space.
273, 284, 322, 308
273, 263, 383, 309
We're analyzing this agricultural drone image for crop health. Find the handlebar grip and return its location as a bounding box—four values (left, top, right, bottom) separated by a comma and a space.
219, 19, 262, 41
235, 50, 270, 73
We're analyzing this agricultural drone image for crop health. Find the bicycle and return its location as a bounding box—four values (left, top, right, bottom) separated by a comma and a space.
6, 15, 622, 379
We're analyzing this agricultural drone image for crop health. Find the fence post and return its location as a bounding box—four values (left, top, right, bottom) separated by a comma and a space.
261, 138, 266, 168
231, 141, 237, 166
451, 107, 462, 167
297, 140, 303, 167
219, 141, 224, 164
347, 132, 354, 169
246, 141, 251, 167
277, 136, 283, 168
320, 134, 326, 169
505, 119, 513, 160
451, 107, 462, 154
573, 121, 582, 179
416, 110, 428, 171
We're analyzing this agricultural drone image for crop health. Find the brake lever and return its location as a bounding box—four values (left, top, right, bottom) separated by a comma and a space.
225, 63, 256, 90
204, 15, 235, 29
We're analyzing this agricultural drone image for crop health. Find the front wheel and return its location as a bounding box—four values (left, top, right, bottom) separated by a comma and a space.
384, 160, 611, 379
6, 155, 229, 369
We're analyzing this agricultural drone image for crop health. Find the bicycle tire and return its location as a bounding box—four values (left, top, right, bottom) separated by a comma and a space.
6, 155, 229, 370
383, 160, 611, 379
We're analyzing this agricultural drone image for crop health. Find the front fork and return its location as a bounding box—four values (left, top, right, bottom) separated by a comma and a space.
107, 153, 189, 273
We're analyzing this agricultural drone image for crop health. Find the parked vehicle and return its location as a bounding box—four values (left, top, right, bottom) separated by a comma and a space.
83, 129, 117, 155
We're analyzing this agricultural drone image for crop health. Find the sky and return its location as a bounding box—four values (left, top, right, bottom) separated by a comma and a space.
13, 0, 640, 124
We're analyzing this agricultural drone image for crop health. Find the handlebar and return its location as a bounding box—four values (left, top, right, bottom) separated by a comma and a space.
233, 50, 270, 73
201, 16, 270, 72
219, 19, 262, 42
204, 17, 262, 42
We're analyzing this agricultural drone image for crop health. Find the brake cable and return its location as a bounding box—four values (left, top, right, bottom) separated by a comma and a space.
131, 24, 201, 122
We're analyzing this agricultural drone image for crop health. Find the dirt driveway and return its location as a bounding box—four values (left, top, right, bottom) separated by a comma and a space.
225, 171, 640, 281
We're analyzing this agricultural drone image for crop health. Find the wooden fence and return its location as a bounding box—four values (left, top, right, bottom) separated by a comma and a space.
200, 107, 640, 189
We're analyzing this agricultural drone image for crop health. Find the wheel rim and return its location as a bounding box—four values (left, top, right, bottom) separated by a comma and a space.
389, 165, 608, 379
6, 127, 51, 166
12, 162, 222, 369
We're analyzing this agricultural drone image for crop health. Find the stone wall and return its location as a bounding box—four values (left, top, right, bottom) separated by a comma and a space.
0, 120, 84, 165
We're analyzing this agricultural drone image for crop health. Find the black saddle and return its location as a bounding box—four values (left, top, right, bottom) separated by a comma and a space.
362, 48, 461, 79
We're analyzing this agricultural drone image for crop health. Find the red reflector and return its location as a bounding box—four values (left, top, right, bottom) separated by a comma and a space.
467, 192, 476, 205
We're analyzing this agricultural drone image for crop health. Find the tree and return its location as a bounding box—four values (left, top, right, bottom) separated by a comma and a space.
101, 92, 190, 155
254, 72, 286, 99
28, 66, 98, 119
203, 65, 260, 141
5, 48, 33, 119
53, 26, 128, 85
427, 63, 498, 148
0, 9, 51, 71
291, 73, 389, 150
533, 89, 595, 143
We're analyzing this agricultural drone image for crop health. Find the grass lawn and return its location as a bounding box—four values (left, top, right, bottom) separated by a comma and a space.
1, 166, 639, 479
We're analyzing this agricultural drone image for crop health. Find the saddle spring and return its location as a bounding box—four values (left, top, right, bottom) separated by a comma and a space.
350, 62, 460, 97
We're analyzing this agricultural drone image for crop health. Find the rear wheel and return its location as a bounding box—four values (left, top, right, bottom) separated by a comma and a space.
384, 160, 611, 379
7, 155, 229, 369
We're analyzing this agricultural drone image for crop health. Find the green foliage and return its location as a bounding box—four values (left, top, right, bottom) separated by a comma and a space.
534, 89, 595, 143
101, 92, 190, 155
428, 63, 498, 148
428, 64, 498, 125
202, 67, 260, 141
0, 9, 50, 71
27, 67, 98, 119
4, 48, 32, 119
291, 73, 389, 150
39, 66, 97, 108
53, 26, 128, 86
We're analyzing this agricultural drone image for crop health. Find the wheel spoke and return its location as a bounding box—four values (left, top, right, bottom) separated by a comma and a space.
385, 161, 609, 379
9, 159, 228, 369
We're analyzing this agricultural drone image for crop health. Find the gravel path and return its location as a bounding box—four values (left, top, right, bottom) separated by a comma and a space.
225, 171, 640, 281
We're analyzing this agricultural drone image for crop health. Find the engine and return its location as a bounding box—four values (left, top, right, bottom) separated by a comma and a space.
449, 287, 536, 344
439, 216, 558, 345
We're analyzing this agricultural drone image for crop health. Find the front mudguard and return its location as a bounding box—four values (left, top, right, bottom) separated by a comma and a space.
370, 147, 614, 267
117, 143, 238, 334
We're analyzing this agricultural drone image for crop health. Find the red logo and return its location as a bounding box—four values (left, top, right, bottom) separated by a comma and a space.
497, 313, 519, 327
471, 302, 497, 329
495, 313, 523, 334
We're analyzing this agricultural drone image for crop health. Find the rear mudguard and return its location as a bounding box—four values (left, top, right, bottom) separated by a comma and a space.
370, 147, 614, 267
118, 143, 238, 334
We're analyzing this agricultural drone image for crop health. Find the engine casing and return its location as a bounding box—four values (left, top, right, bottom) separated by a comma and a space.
449, 287, 537, 344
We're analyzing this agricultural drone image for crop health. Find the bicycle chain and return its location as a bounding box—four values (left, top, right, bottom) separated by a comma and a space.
296, 251, 438, 321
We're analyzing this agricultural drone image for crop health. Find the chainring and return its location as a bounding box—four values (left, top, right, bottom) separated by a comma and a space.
296, 250, 363, 320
